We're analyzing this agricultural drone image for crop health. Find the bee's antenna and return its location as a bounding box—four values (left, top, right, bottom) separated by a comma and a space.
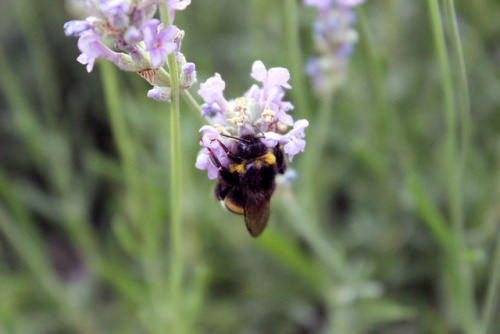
221, 134, 251, 144
253, 125, 266, 138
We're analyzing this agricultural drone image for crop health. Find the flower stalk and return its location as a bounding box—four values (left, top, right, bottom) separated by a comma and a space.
426, 0, 477, 332
159, 3, 183, 332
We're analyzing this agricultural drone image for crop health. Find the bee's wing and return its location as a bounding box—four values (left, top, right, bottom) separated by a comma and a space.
244, 199, 270, 238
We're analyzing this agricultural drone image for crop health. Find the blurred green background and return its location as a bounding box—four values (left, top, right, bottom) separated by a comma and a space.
1, 0, 500, 333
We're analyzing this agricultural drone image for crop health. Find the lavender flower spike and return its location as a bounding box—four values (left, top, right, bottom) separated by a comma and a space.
64, 0, 197, 100
198, 73, 230, 113
304, 0, 366, 94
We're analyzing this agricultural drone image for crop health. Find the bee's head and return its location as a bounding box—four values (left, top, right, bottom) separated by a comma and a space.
223, 133, 267, 159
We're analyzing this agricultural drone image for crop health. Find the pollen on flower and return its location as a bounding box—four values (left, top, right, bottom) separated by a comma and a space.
174, 29, 185, 42
213, 124, 232, 136
261, 105, 275, 123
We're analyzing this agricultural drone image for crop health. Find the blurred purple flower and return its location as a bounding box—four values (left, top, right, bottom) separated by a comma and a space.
251, 60, 291, 91
180, 62, 196, 89
141, 19, 178, 68
100, 0, 130, 29
304, 0, 333, 10
245, 61, 294, 125
77, 31, 121, 72
304, 0, 365, 94
198, 73, 229, 113
196, 125, 231, 179
168, 0, 191, 22
147, 86, 171, 101
337, 0, 366, 7
196, 148, 219, 180
64, 20, 93, 37
280, 119, 309, 161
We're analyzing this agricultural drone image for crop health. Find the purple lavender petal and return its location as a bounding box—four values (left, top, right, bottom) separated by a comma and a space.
195, 148, 219, 180
100, 0, 130, 29
198, 73, 229, 112
250, 60, 268, 83
64, 20, 93, 37
147, 86, 171, 101
267, 67, 292, 89
280, 119, 309, 161
168, 0, 192, 22
77, 31, 120, 72
275, 110, 294, 126
261, 132, 281, 148
337, 0, 366, 7
124, 26, 142, 44
200, 103, 221, 118
303, 0, 333, 10
141, 20, 178, 68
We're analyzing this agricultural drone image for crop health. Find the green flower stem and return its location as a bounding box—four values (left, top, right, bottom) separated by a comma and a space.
160, 4, 184, 333
100, 61, 165, 307
480, 230, 500, 334
154, 66, 206, 122
100, 62, 140, 223
426, 0, 477, 332
284, 0, 310, 119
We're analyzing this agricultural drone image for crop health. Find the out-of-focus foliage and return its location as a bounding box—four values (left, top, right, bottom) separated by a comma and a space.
1, 0, 500, 333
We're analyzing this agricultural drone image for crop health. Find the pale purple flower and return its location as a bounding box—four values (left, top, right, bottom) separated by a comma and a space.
245, 61, 294, 125
168, 0, 191, 22
250, 60, 291, 91
64, 20, 93, 37
141, 19, 178, 68
304, 0, 364, 94
196, 149, 219, 180
198, 73, 229, 112
180, 62, 196, 89
100, 0, 130, 29
124, 26, 142, 44
196, 125, 231, 179
304, 0, 333, 10
337, 0, 366, 7
147, 86, 171, 101
260, 132, 282, 148
77, 31, 121, 72
280, 119, 309, 161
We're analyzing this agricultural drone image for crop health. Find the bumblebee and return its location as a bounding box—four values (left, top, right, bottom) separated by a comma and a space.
207, 133, 286, 237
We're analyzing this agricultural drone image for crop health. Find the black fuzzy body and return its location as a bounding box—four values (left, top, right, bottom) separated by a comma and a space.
212, 134, 286, 237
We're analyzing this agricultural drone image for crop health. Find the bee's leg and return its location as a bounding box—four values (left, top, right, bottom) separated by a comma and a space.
216, 139, 243, 163
207, 148, 240, 186
214, 182, 232, 200
273, 145, 287, 174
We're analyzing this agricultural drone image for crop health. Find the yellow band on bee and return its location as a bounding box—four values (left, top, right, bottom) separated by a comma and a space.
229, 154, 276, 173
224, 197, 244, 214
230, 163, 246, 174
260, 153, 276, 166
